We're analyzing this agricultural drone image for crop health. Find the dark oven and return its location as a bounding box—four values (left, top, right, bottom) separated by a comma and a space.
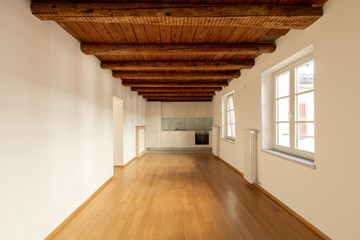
195, 132, 209, 145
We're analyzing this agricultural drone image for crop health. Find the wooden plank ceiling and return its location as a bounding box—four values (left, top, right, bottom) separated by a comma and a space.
31, 0, 327, 102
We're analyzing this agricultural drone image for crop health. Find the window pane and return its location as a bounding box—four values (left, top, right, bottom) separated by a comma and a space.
296, 123, 314, 152
229, 110, 235, 124
227, 95, 234, 110
227, 124, 231, 137
231, 124, 235, 137
276, 71, 290, 98
276, 97, 289, 121
276, 123, 290, 147
296, 92, 314, 121
227, 111, 231, 124
296, 60, 314, 93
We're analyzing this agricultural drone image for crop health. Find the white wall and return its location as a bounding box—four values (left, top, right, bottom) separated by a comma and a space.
213, 0, 360, 239
139, 128, 146, 154
113, 97, 124, 166
0, 1, 145, 239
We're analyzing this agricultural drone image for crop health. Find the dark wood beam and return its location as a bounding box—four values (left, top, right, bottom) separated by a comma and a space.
131, 87, 222, 92
122, 82, 228, 88
101, 60, 255, 71
114, 71, 240, 80
138, 92, 216, 97
144, 96, 213, 100
148, 99, 212, 102
312, 0, 328, 7
31, 2, 323, 29
121, 79, 230, 83
82, 44, 275, 56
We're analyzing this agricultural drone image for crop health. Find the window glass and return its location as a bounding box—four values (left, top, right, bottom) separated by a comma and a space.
277, 98, 290, 121
296, 123, 314, 152
231, 124, 235, 137
276, 71, 290, 98
296, 60, 314, 93
274, 56, 314, 159
276, 123, 290, 147
296, 92, 314, 121
224, 93, 235, 140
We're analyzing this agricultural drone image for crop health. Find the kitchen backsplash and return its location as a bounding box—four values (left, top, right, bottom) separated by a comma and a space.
161, 118, 213, 131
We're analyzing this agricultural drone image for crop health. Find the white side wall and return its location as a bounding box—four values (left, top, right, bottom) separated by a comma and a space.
113, 97, 124, 166
0, 1, 145, 239
213, 1, 360, 239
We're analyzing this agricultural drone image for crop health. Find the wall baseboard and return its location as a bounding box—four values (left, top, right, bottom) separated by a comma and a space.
254, 184, 331, 240
214, 154, 330, 240
137, 150, 147, 159
123, 157, 137, 167
147, 147, 212, 152
114, 156, 138, 168
45, 176, 114, 240
215, 155, 244, 177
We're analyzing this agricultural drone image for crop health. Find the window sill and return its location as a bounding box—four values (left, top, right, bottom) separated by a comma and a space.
222, 138, 235, 144
261, 149, 316, 169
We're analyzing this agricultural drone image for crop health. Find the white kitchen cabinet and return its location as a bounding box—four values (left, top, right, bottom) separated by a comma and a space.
161, 102, 175, 118
174, 102, 188, 118
175, 131, 188, 148
146, 102, 161, 148
195, 102, 212, 117
162, 102, 213, 118
188, 131, 195, 147
207, 102, 214, 117
160, 131, 175, 147
195, 102, 204, 117
187, 102, 196, 117
147, 130, 161, 148
146, 102, 161, 131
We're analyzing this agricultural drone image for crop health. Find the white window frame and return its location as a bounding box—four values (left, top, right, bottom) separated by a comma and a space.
273, 55, 315, 160
222, 92, 235, 141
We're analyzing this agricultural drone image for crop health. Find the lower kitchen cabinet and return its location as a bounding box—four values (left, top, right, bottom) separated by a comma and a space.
174, 131, 189, 148
160, 131, 175, 148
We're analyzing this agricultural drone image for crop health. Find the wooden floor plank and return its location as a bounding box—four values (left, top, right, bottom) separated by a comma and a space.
50, 152, 323, 240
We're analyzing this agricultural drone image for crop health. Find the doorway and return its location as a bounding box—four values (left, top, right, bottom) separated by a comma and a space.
113, 96, 124, 166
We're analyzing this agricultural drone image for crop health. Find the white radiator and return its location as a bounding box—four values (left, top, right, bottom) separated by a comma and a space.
244, 129, 258, 184
212, 126, 220, 156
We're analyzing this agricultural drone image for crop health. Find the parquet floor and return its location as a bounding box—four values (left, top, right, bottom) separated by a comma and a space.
52, 152, 322, 240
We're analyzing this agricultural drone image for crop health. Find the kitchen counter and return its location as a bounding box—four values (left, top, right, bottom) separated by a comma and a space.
163, 129, 211, 131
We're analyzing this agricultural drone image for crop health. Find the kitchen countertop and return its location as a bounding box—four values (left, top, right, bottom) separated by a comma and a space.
162, 129, 212, 131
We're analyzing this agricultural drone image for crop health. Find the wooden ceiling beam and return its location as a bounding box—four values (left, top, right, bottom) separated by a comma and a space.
131, 87, 222, 92
31, 2, 323, 29
82, 44, 275, 56
101, 60, 255, 71
148, 99, 212, 102
144, 96, 213, 100
122, 82, 228, 88
312, 0, 328, 7
138, 92, 216, 97
121, 79, 230, 83
114, 71, 240, 80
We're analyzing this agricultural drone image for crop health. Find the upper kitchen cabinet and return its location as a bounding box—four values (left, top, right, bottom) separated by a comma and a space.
174, 102, 188, 118
161, 102, 213, 118
188, 103, 196, 118
195, 102, 213, 118
146, 102, 161, 131
161, 102, 175, 118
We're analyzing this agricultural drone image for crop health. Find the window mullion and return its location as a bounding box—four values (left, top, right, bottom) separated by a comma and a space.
290, 67, 295, 153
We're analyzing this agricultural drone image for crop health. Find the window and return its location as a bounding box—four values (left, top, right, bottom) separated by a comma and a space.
223, 92, 235, 141
274, 56, 314, 160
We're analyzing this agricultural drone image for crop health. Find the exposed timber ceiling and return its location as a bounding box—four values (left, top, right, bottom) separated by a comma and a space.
31, 0, 327, 102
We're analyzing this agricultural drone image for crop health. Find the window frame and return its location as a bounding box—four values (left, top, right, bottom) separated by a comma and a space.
223, 92, 236, 142
273, 55, 315, 160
